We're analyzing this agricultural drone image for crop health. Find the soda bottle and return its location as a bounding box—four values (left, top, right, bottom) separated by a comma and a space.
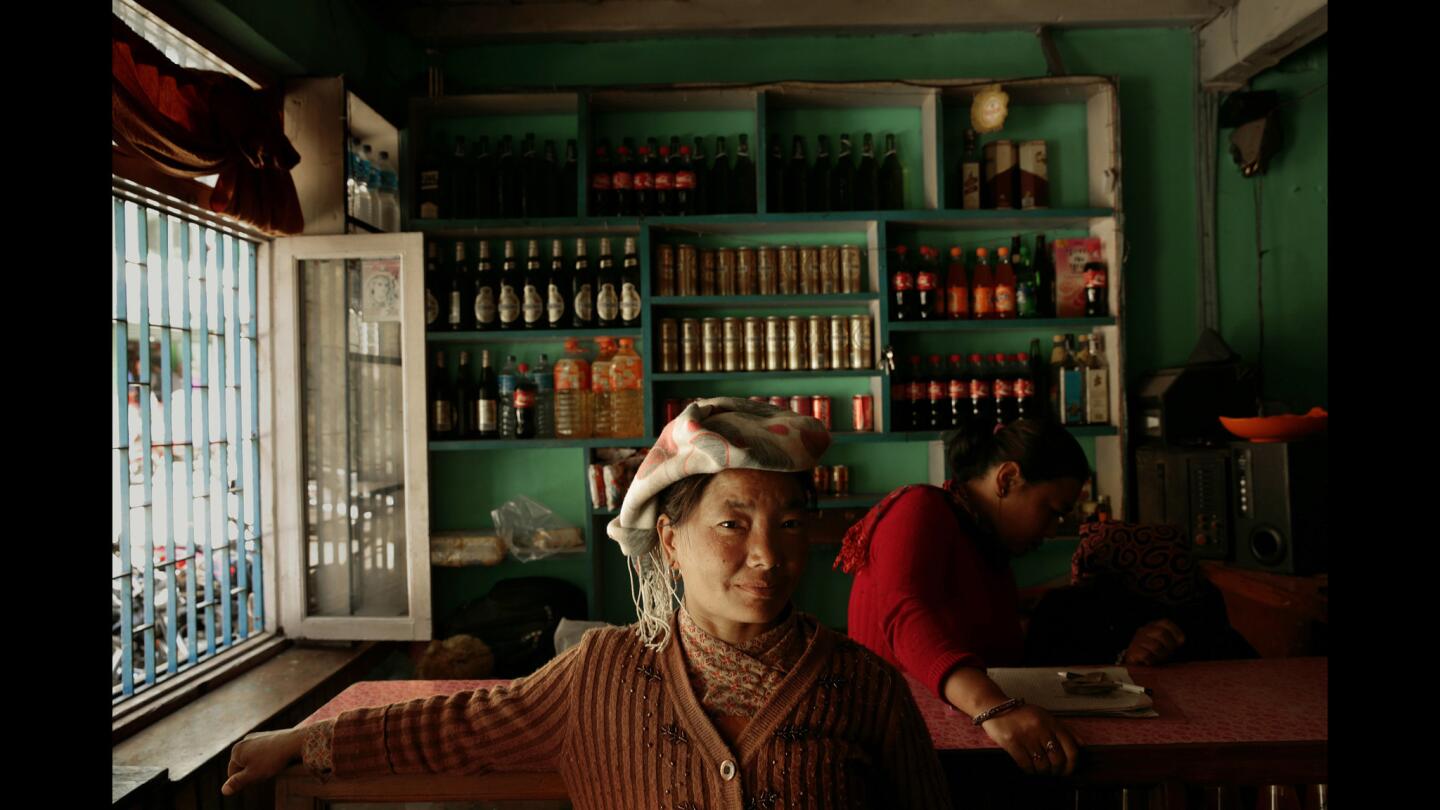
1015, 245, 1039, 318
733, 134, 757, 213
767, 134, 786, 213
993, 353, 1017, 424
710, 136, 733, 214
916, 246, 944, 320
591, 337, 617, 438
927, 354, 950, 430
968, 352, 996, 425
994, 246, 1018, 320
497, 239, 521, 330
677, 144, 698, 216
559, 139, 578, 217
831, 133, 856, 211
907, 355, 927, 433
971, 247, 995, 320
879, 133, 904, 209
532, 353, 555, 438
1084, 261, 1110, 317
522, 239, 545, 329
1014, 351, 1036, 420
890, 350, 911, 432
691, 137, 709, 215
620, 236, 642, 328
811, 135, 833, 213
787, 135, 810, 213
546, 239, 569, 329
513, 362, 538, 439
595, 238, 620, 328
429, 350, 456, 439
946, 246, 970, 320
634, 144, 656, 217
571, 238, 595, 328
498, 354, 520, 439
473, 240, 498, 330
611, 143, 634, 217
856, 133, 879, 210
476, 349, 499, 438
655, 144, 676, 216
611, 338, 644, 438
947, 353, 970, 429
587, 138, 610, 216
554, 338, 593, 439
456, 350, 478, 437
890, 245, 917, 321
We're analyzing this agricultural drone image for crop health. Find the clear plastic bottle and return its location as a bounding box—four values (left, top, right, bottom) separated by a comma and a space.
610, 338, 644, 438
498, 354, 519, 438
590, 337, 617, 438
353, 144, 375, 225
532, 352, 555, 438
346, 136, 361, 214
363, 144, 383, 225
554, 338, 593, 439
378, 150, 401, 232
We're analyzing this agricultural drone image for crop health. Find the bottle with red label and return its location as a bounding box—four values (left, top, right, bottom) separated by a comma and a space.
916, 246, 944, 320
612, 142, 635, 217
971, 247, 995, 320
968, 352, 996, 425
947, 353, 970, 429
634, 143, 656, 216
676, 145, 697, 216
1014, 351, 1036, 420
891, 245, 918, 321
513, 362, 538, 439
590, 139, 613, 217
992, 352, 1017, 424
655, 144, 675, 216
1084, 261, 1109, 317
927, 354, 951, 430
946, 246, 969, 320
890, 351, 912, 431
994, 247, 1018, 319
907, 356, 927, 432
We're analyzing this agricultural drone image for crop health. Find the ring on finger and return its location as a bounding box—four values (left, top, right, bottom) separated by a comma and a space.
1030, 751, 1045, 761
1044, 740, 1060, 753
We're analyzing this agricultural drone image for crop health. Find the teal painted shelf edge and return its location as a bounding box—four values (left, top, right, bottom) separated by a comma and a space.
653, 370, 881, 381
427, 328, 644, 342
887, 317, 1116, 332
410, 209, 1114, 232
651, 294, 879, 307
430, 437, 655, 451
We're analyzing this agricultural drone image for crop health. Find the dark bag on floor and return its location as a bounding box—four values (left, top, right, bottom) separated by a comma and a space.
440, 577, 588, 676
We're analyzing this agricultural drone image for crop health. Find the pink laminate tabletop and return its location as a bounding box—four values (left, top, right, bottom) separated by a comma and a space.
305, 657, 1327, 751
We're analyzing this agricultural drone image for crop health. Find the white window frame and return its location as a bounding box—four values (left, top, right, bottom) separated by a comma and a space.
272, 232, 432, 641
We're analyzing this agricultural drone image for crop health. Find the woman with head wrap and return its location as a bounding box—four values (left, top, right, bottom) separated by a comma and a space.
222, 398, 952, 809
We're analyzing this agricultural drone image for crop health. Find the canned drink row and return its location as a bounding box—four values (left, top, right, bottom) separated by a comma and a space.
812, 464, 852, 497
655, 244, 866, 296
659, 314, 875, 373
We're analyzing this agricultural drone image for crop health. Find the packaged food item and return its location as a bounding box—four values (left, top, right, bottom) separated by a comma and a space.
1052, 237, 1104, 318
429, 532, 508, 567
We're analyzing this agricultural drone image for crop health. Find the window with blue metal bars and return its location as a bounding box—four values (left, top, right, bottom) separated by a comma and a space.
113, 195, 265, 703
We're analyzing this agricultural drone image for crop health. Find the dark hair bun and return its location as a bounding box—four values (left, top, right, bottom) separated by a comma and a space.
944, 417, 1091, 485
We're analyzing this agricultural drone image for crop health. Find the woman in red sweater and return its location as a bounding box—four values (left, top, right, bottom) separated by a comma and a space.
838, 417, 1144, 778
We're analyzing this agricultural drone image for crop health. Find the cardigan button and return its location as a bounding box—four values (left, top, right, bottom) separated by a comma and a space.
720, 760, 737, 781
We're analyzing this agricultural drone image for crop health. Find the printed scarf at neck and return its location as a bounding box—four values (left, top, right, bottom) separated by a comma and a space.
677, 604, 811, 719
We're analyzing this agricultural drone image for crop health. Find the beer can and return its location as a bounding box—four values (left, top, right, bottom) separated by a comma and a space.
984, 139, 1018, 209
664, 398, 684, 423
717, 248, 738, 296
778, 246, 799, 295
680, 318, 700, 372
830, 315, 850, 370
786, 316, 806, 371
721, 317, 742, 372
659, 318, 679, 373
768, 395, 789, 410
819, 246, 840, 295
757, 247, 779, 295
807, 315, 829, 371
812, 465, 831, 495
736, 247, 757, 295
765, 316, 785, 371
841, 245, 864, 293
699, 250, 718, 296
849, 314, 873, 370
743, 317, 763, 371
832, 464, 851, 496
799, 247, 820, 295
677, 244, 699, 296
852, 394, 875, 432
811, 395, 832, 430
701, 317, 721, 372
790, 395, 813, 417
656, 244, 677, 297
1019, 140, 1049, 210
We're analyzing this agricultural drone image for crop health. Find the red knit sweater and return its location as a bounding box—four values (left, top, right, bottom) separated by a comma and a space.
845, 485, 1024, 699
319, 614, 953, 809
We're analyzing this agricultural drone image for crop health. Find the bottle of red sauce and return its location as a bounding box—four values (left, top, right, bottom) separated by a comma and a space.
946, 246, 969, 320
971, 247, 995, 320
994, 246, 1017, 320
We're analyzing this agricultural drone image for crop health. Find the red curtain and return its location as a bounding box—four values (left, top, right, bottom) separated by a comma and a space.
112, 15, 304, 235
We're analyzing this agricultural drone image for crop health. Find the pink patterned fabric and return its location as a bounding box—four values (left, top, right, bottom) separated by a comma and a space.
676, 605, 812, 719
301, 721, 335, 779
1072, 520, 1202, 607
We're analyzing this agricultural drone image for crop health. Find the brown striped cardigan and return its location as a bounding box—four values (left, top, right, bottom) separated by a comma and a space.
324, 613, 954, 809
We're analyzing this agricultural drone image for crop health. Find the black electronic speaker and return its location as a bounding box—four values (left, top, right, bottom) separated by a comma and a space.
1135, 445, 1233, 560
1231, 440, 1328, 575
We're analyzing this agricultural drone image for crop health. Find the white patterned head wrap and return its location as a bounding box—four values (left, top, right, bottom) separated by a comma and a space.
606, 397, 831, 650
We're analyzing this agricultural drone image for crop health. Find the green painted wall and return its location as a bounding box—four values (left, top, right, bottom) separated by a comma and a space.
1215, 37, 1328, 412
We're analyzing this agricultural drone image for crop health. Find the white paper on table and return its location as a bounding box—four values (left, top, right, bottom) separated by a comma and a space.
986, 666, 1159, 718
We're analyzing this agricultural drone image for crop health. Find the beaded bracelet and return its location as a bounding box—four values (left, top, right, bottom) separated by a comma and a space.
972, 696, 1026, 727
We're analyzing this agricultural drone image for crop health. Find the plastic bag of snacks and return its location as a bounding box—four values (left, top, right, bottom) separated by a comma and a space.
490, 495, 584, 561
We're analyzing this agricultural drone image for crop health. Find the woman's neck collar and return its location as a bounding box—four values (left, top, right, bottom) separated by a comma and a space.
680, 600, 794, 647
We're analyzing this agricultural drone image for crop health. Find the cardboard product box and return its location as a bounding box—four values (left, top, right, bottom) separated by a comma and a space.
1053, 237, 1104, 318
